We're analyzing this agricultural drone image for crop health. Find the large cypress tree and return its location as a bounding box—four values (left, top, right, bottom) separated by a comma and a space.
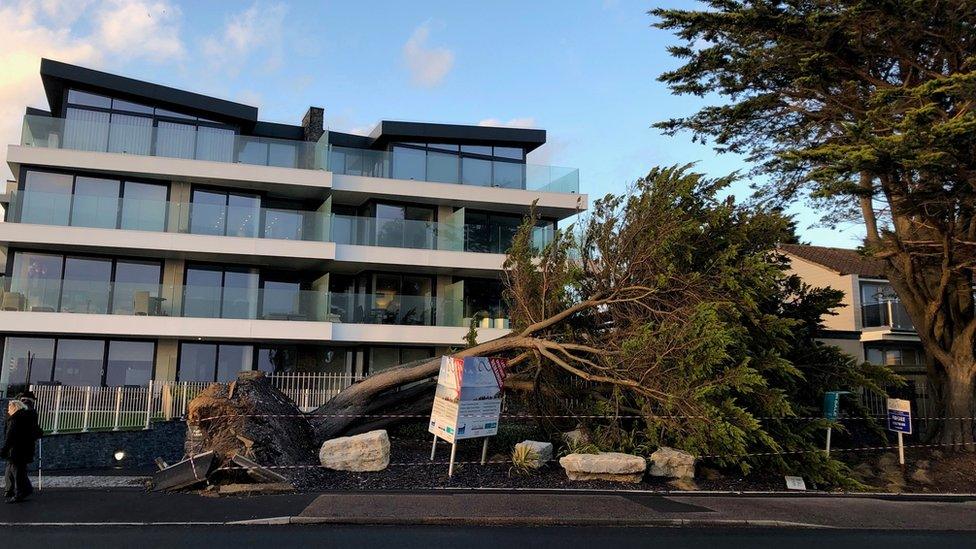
653, 1, 976, 446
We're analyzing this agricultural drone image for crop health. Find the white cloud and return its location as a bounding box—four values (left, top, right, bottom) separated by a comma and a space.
95, 0, 184, 62
0, 0, 186, 179
202, 1, 287, 77
402, 22, 454, 88
477, 117, 537, 129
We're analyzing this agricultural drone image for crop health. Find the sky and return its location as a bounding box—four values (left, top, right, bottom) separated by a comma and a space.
0, 0, 865, 247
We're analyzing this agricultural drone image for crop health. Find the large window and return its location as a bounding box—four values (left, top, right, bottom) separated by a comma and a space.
367, 346, 434, 375
189, 188, 260, 238
388, 142, 527, 188
860, 281, 913, 329
6, 251, 161, 316
464, 211, 555, 254
63, 88, 238, 162
17, 169, 168, 232
0, 337, 55, 390
178, 342, 253, 383
374, 202, 436, 249
1, 336, 154, 389
182, 265, 307, 320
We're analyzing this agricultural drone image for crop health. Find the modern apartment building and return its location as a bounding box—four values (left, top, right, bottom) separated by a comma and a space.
780, 244, 924, 375
0, 59, 585, 396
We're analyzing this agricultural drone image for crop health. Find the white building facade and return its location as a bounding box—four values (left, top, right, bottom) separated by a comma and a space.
0, 59, 586, 396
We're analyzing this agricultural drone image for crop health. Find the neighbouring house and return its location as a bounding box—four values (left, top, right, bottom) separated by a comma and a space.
780, 244, 932, 413
0, 59, 586, 400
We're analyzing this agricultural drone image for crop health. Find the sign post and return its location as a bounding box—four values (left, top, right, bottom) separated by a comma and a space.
428, 356, 507, 476
886, 398, 912, 466
822, 391, 849, 455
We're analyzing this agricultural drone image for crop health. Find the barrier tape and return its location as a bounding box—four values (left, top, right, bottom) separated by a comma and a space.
190, 412, 976, 423
205, 440, 975, 473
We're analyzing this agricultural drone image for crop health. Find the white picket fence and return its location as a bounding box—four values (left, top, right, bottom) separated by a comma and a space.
24, 373, 363, 434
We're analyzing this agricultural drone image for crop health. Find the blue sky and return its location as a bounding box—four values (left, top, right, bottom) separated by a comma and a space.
0, 0, 865, 247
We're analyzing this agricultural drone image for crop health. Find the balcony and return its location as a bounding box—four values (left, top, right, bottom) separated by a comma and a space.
21, 114, 324, 170
861, 300, 915, 331
0, 278, 331, 322
6, 190, 330, 242
331, 214, 554, 252
328, 144, 579, 194
5, 190, 554, 253
0, 278, 511, 328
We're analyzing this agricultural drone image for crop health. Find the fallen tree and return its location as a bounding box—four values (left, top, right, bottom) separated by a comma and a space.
311, 166, 891, 485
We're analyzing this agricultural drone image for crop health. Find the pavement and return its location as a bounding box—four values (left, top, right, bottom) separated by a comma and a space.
0, 488, 974, 530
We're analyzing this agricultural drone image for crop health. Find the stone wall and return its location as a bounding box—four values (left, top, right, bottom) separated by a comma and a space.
31, 421, 186, 471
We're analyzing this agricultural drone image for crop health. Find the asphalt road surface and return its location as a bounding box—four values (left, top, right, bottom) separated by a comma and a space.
1, 525, 974, 548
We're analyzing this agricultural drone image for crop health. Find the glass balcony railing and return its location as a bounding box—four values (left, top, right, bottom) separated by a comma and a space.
326, 292, 509, 328
21, 114, 322, 170
6, 190, 330, 242
0, 278, 513, 329
331, 214, 554, 253
0, 277, 331, 321
6, 190, 555, 252
861, 300, 915, 331
327, 144, 579, 194
19, 115, 580, 193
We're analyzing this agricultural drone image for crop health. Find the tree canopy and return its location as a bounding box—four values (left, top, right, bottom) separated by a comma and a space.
653, 0, 976, 445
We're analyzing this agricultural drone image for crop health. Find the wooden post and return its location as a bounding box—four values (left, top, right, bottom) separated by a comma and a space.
825, 426, 832, 455
480, 437, 489, 465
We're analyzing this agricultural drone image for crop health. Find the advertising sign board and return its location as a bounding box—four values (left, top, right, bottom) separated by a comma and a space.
429, 356, 507, 444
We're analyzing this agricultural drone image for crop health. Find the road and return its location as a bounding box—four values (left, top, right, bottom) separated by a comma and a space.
0, 524, 974, 548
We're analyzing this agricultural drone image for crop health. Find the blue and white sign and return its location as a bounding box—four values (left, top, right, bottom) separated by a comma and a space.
886, 398, 912, 435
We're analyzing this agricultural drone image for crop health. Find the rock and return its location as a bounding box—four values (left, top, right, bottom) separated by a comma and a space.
668, 478, 699, 491
877, 453, 898, 468
699, 466, 723, 481
515, 440, 553, 469
319, 429, 390, 472
562, 429, 588, 446
559, 452, 646, 483
649, 447, 697, 479
911, 468, 934, 485
851, 462, 875, 481
217, 482, 294, 496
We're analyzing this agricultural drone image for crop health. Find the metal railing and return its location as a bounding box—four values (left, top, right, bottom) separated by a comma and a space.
25, 373, 363, 434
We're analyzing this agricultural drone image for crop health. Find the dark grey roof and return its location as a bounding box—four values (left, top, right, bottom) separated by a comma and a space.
363, 120, 546, 152
40, 58, 258, 126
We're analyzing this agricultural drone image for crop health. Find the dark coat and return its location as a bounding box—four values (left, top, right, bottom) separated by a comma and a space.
1, 408, 42, 464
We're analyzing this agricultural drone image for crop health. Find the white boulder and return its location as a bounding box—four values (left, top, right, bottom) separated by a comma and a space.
559, 452, 646, 483
319, 429, 390, 472
648, 447, 696, 479
514, 440, 553, 468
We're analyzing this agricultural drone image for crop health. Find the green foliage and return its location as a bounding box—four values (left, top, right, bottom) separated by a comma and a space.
561, 437, 600, 457
509, 165, 892, 486
651, 2, 976, 440
509, 444, 540, 477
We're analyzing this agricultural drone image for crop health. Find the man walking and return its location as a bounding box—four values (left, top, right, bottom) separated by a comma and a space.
2, 399, 42, 503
